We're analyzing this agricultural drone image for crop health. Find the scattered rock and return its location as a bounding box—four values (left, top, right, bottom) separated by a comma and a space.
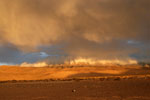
72, 89, 76, 92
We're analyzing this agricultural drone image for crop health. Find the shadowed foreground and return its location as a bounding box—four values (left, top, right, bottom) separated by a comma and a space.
0, 79, 150, 100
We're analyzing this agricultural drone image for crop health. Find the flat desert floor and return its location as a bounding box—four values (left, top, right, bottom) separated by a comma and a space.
0, 79, 150, 100
0, 65, 150, 100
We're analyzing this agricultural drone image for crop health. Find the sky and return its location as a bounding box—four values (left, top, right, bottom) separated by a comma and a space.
0, 0, 150, 65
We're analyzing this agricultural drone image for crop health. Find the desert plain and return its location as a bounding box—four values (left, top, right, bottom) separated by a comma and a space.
0, 65, 150, 100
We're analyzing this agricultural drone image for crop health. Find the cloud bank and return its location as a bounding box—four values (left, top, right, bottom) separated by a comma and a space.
0, 0, 150, 64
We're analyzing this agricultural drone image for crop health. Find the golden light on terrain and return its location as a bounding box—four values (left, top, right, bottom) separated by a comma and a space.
0, 65, 143, 81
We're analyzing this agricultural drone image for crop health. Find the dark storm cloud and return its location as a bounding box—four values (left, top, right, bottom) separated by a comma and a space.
0, 44, 52, 64
0, 0, 150, 64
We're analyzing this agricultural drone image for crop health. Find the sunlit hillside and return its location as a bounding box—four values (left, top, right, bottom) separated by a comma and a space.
0, 65, 150, 82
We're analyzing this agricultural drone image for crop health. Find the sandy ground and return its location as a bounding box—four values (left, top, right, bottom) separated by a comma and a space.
0, 79, 150, 100
0, 65, 150, 100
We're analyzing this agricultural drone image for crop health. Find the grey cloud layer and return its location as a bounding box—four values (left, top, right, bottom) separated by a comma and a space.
0, 0, 150, 63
